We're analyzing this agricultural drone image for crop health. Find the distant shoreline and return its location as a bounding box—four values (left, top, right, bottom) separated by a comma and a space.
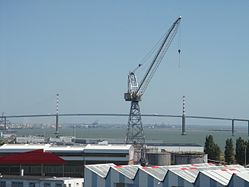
208, 129, 231, 132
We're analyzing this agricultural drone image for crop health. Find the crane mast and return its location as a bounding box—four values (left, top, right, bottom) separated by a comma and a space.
124, 17, 181, 163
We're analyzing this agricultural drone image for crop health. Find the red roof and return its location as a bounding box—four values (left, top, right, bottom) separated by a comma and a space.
0, 149, 65, 165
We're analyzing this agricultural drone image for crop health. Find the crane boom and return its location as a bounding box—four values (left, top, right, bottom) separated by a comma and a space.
136, 16, 181, 96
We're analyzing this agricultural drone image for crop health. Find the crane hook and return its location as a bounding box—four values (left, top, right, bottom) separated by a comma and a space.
178, 49, 181, 68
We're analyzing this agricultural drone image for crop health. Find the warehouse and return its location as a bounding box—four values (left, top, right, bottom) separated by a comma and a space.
194, 165, 247, 187
146, 143, 207, 165
0, 175, 83, 187
84, 163, 249, 187
228, 172, 249, 187
0, 144, 134, 177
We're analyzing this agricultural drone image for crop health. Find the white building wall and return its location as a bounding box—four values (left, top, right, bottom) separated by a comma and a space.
84, 168, 105, 187
84, 167, 97, 187
64, 179, 84, 187
105, 168, 134, 187
195, 173, 226, 187
40, 180, 83, 187
137, 170, 166, 187
4, 179, 38, 187
152, 178, 165, 187
1, 179, 83, 187
166, 171, 194, 187
84, 168, 93, 187
129, 146, 135, 163
167, 171, 177, 186
147, 146, 204, 153
40, 181, 62, 187
96, 176, 106, 187
228, 175, 248, 187
184, 180, 194, 187
138, 170, 148, 187
108, 169, 118, 187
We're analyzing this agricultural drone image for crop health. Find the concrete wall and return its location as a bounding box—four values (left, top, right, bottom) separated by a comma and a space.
146, 152, 171, 166
147, 146, 204, 153
173, 153, 206, 165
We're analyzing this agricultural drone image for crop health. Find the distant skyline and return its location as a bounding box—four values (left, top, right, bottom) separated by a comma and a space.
0, 1, 249, 124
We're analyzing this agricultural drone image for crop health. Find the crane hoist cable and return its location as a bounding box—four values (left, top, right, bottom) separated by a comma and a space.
178, 22, 182, 68
136, 17, 182, 96
135, 25, 175, 74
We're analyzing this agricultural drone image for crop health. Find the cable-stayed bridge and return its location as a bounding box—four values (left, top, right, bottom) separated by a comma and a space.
0, 113, 248, 136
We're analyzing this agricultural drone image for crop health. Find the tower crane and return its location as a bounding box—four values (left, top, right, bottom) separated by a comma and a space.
124, 17, 181, 163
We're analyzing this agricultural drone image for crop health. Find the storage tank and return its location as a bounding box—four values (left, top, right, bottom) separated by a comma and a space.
172, 152, 206, 165
146, 152, 171, 165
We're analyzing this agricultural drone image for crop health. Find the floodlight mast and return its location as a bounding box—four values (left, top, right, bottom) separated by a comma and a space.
124, 17, 181, 163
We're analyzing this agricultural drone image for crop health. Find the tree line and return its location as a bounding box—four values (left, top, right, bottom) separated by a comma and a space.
204, 135, 249, 165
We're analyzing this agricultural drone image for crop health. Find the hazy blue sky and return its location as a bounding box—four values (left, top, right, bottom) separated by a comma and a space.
0, 1, 249, 124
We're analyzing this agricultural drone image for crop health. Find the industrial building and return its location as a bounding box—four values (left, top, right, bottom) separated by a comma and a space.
0, 144, 134, 177
84, 163, 249, 187
228, 172, 249, 187
15, 135, 75, 144
0, 175, 83, 187
146, 143, 207, 165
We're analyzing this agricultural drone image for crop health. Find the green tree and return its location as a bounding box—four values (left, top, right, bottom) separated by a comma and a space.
204, 135, 221, 161
0, 139, 4, 145
213, 143, 221, 161
235, 137, 247, 165
246, 140, 249, 165
224, 138, 234, 164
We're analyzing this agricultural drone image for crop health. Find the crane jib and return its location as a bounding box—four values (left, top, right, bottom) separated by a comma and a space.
135, 17, 181, 96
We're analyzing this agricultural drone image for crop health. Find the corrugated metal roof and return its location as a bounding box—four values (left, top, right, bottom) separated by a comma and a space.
112, 165, 140, 179
199, 165, 247, 186
84, 144, 132, 151
200, 169, 231, 185
234, 171, 249, 182
85, 163, 115, 178
0, 144, 132, 153
45, 146, 84, 152
171, 167, 199, 183
0, 149, 65, 164
85, 163, 249, 185
140, 166, 168, 181
165, 163, 214, 183
0, 144, 50, 152
0, 175, 83, 181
